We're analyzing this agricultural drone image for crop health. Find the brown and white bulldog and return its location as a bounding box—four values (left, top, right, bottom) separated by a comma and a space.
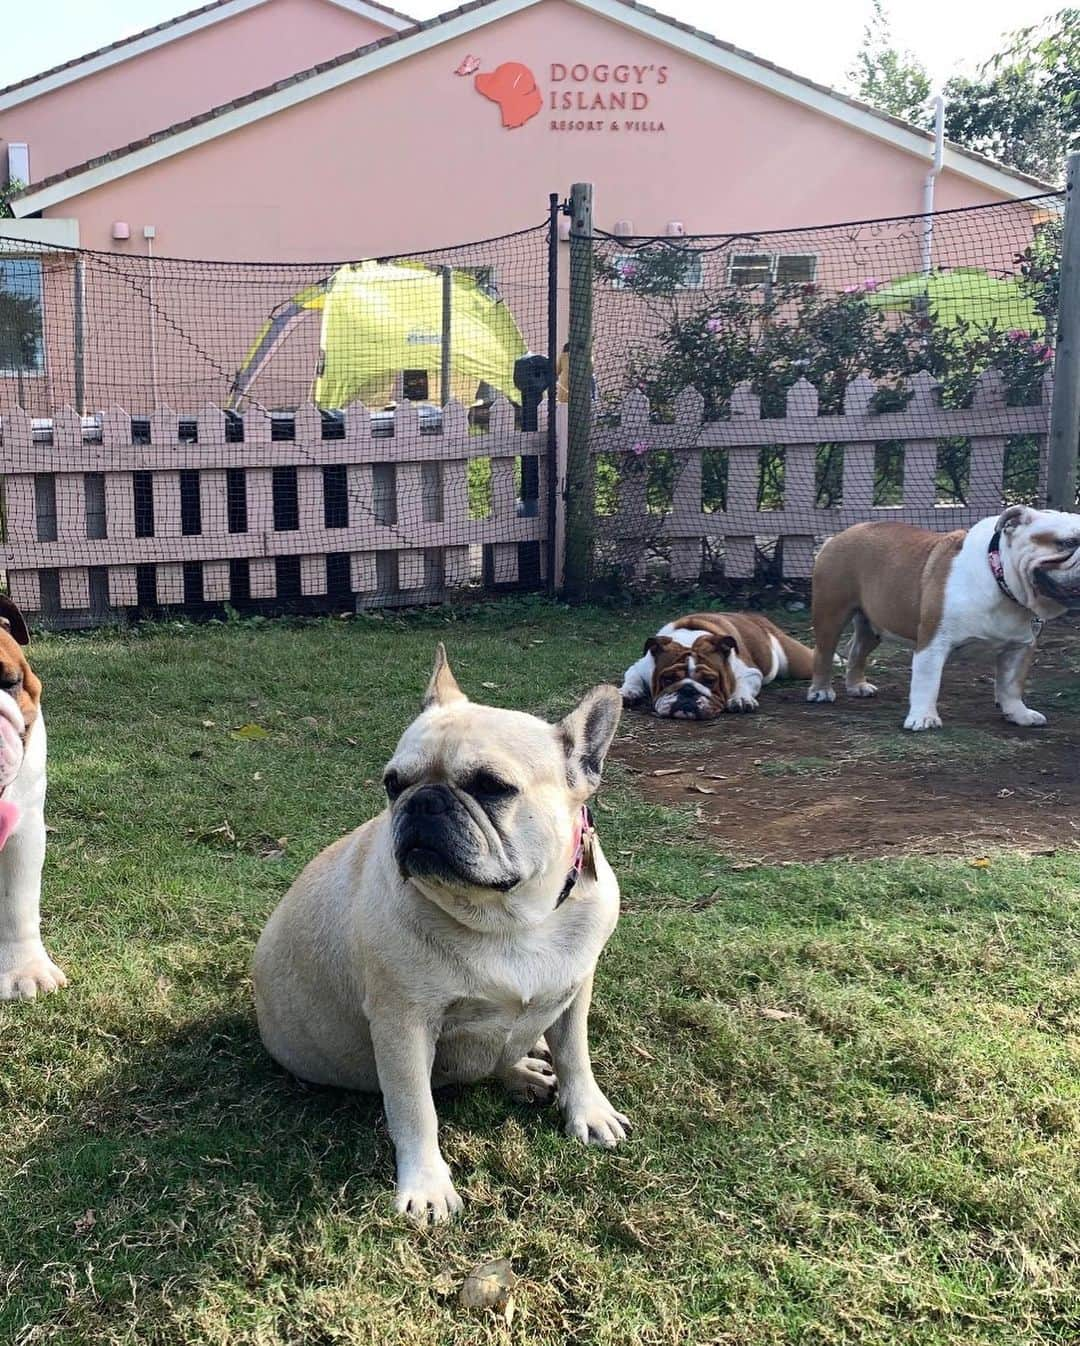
807, 506, 1080, 730
0, 597, 62, 999
620, 612, 815, 719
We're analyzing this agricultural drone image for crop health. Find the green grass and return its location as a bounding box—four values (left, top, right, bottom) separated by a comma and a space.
2, 598, 1079, 1345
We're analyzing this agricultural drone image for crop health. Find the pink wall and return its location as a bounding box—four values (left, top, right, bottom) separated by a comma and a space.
48, 0, 1019, 261
1, 0, 395, 183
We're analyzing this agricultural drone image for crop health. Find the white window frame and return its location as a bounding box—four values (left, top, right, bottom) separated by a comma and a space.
0, 254, 45, 377
727, 251, 819, 286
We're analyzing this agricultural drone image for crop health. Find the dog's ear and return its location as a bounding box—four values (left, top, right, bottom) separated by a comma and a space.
560, 685, 622, 795
643, 635, 673, 657
995, 504, 1032, 534
423, 642, 466, 709
0, 596, 30, 647
694, 633, 737, 659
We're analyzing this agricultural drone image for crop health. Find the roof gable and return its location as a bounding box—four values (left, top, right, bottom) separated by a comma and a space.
11, 0, 1057, 215
0, 0, 414, 112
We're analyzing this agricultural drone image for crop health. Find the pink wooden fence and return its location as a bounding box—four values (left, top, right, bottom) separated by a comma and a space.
590, 369, 1052, 582
0, 397, 549, 622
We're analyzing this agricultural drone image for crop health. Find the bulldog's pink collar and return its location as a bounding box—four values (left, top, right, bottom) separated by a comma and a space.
555, 805, 594, 909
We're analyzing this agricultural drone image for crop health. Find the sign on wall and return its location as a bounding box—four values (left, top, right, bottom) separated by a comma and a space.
455, 55, 668, 133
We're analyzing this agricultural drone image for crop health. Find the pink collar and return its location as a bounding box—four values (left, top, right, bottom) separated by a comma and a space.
556, 805, 594, 908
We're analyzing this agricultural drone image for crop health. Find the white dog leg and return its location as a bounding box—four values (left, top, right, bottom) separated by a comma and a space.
726, 657, 763, 713
546, 973, 630, 1149
0, 805, 65, 1000
619, 652, 654, 707
904, 641, 950, 731
368, 1014, 463, 1222
995, 643, 1045, 727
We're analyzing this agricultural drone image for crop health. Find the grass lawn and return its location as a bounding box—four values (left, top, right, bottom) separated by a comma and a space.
2, 597, 1078, 1345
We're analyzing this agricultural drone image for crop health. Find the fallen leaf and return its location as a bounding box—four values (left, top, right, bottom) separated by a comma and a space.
503, 1294, 516, 1327
459, 1259, 516, 1312
231, 723, 270, 741
688, 784, 717, 794
74, 1209, 96, 1236
997, 788, 1014, 798
198, 821, 236, 844
970, 858, 991, 869
252, 772, 262, 782
454, 54, 481, 76
432, 1269, 457, 1298
651, 768, 683, 776
758, 1007, 798, 1022
201, 719, 216, 728
629, 1042, 655, 1061
481, 681, 499, 690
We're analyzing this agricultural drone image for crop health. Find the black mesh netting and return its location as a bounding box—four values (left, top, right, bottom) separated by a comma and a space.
585, 193, 1064, 589
0, 222, 555, 621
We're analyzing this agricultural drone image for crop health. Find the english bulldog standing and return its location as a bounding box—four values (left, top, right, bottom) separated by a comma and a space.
0, 597, 63, 999
254, 647, 628, 1222
620, 612, 815, 719
807, 506, 1080, 730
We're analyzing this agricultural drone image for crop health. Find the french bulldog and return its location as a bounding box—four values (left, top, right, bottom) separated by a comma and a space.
253, 646, 629, 1221
807, 506, 1080, 730
620, 612, 814, 719
0, 596, 63, 1000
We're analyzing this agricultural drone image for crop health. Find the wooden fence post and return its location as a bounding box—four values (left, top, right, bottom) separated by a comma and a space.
1047, 152, 1080, 510
562, 182, 594, 600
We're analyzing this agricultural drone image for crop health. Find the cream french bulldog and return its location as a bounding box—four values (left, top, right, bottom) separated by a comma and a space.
253, 646, 629, 1222
0, 595, 64, 1000
807, 506, 1080, 730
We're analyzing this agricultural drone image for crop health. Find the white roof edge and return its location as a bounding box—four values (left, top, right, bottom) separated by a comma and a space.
0, 218, 80, 250
0, 0, 412, 113
12, 0, 1053, 216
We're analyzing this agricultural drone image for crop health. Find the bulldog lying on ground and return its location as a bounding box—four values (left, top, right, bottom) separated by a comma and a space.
0, 597, 63, 999
620, 612, 814, 719
807, 506, 1080, 730
253, 647, 628, 1222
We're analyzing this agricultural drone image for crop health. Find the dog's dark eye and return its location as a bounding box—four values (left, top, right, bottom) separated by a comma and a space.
383, 770, 404, 800
659, 671, 679, 687
465, 770, 518, 801
0, 672, 21, 692
698, 671, 717, 686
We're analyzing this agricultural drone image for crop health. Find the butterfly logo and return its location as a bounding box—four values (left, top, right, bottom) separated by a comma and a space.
454, 55, 481, 76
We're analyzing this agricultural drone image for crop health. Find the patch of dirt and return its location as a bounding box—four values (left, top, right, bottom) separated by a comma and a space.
612, 619, 1080, 862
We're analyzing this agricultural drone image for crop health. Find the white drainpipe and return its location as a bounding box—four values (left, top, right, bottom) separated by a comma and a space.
921, 95, 945, 274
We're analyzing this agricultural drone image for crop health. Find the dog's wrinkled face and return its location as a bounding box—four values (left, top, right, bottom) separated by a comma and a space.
1000, 506, 1080, 613
0, 598, 39, 793
383, 645, 620, 927
648, 634, 736, 720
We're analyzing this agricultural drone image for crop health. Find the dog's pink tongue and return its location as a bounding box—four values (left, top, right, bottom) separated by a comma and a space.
0, 798, 20, 850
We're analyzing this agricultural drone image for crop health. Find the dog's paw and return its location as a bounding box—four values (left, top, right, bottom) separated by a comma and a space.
394, 1163, 464, 1224
846, 681, 878, 698
806, 687, 836, 704
726, 694, 759, 714
903, 711, 943, 731
561, 1089, 631, 1148
1003, 707, 1047, 727
500, 1056, 557, 1105
0, 942, 67, 1000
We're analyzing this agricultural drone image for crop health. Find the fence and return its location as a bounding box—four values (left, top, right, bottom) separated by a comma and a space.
575, 184, 1068, 593
0, 181, 1076, 623
0, 218, 558, 623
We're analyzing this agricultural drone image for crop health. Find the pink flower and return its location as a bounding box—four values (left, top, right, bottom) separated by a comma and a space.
862, 277, 881, 291
620, 261, 638, 280
841, 284, 860, 294
1038, 345, 1053, 362
629, 440, 650, 457
706, 317, 724, 333
1006, 329, 1030, 341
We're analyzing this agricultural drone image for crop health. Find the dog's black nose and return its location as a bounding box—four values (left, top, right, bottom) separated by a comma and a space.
404, 784, 454, 817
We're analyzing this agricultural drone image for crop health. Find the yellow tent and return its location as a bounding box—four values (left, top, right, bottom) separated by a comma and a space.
229, 260, 527, 410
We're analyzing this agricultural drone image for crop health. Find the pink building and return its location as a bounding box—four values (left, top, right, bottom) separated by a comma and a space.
0, 0, 1057, 412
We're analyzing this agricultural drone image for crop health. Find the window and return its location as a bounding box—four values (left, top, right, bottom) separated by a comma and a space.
0, 257, 43, 373
611, 248, 704, 291
727, 252, 818, 287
